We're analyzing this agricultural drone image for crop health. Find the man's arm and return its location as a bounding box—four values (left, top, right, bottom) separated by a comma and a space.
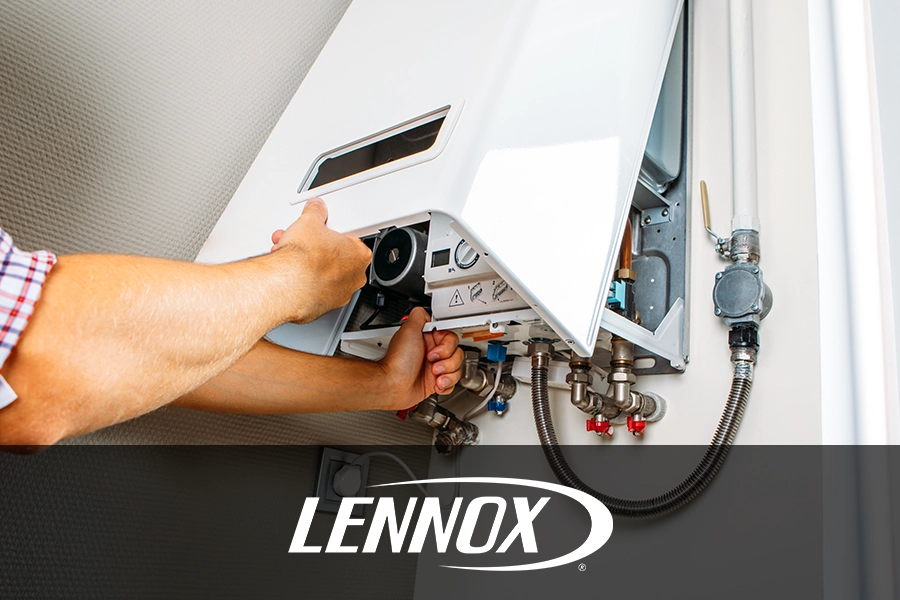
173, 308, 463, 414
0, 199, 371, 445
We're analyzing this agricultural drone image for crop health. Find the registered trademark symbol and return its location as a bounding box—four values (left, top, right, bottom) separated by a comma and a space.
578, 563, 586, 572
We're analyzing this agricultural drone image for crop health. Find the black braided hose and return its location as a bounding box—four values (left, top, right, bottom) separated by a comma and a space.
532, 360, 754, 518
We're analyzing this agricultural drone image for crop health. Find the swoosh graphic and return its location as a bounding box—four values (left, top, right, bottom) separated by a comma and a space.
370, 476, 613, 571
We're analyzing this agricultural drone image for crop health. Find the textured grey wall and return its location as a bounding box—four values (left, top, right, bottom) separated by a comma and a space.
0, 0, 348, 258
0, 0, 433, 446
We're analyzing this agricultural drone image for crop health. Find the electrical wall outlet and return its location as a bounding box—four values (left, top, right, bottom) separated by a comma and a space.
314, 448, 370, 515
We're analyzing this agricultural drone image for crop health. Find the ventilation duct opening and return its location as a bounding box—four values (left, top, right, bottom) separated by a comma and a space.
301, 107, 449, 192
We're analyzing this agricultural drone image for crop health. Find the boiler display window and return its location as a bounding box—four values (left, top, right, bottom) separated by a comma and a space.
431, 249, 451, 268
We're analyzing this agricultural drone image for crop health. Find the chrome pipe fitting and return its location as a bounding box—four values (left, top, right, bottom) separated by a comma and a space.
527, 340, 555, 369
729, 230, 761, 264
608, 338, 638, 411
567, 354, 595, 412
460, 349, 490, 393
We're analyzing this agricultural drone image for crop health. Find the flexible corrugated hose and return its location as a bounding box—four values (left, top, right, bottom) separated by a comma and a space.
531, 360, 754, 518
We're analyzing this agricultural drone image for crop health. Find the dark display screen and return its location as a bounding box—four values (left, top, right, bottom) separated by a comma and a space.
431, 249, 451, 268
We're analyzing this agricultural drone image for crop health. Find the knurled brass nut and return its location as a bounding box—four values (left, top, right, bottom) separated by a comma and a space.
565, 372, 593, 384
616, 268, 637, 281
608, 371, 635, 383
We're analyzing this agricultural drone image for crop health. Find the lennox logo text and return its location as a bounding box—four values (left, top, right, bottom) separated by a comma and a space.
288, 477, 613, 571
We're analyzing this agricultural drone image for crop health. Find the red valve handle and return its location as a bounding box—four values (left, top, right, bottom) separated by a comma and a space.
586, 419, 613, 437
626, 416, 646, 434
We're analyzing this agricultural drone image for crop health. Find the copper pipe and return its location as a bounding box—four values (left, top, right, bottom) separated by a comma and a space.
619, 217, 633, 271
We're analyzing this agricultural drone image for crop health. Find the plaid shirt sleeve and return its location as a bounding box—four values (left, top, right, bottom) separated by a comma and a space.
0, 227, 57, 409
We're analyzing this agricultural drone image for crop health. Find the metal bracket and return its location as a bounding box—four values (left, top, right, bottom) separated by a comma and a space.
600, 299, 686, 371
640, 206, 672, 227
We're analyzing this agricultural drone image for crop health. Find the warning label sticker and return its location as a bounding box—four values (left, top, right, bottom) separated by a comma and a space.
449, 289, 465, 307
469, 282, 487, 304
492, 280, 511, 302
431, 277, 529, 320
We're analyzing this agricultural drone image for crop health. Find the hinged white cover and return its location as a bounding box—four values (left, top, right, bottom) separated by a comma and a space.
198, 0, 684, 356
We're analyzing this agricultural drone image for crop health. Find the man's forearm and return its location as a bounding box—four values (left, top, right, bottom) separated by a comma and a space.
172, 340, 402, 414
1, 250, 307, 444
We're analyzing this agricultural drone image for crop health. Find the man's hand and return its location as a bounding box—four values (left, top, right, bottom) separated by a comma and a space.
172, 307, 465, 416
271, 198, 372, 324
378, 307, 464, 411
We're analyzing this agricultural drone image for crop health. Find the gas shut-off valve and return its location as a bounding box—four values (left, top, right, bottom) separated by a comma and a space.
702, 179, 772, 367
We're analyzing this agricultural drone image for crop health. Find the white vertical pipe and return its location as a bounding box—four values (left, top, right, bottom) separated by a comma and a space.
728, 0, 760, 233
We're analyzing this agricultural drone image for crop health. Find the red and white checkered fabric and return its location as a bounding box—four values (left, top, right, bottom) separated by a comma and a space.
1, 227, 56, 407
